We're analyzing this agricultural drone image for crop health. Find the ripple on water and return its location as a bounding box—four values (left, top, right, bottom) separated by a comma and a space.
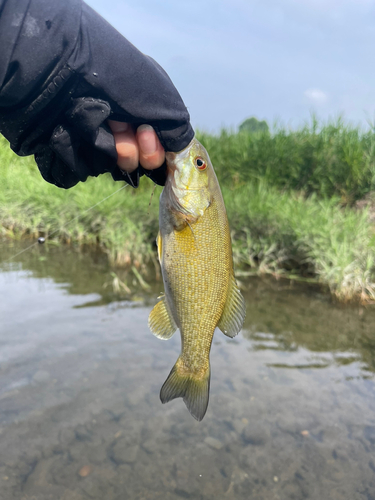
0, 240, 375, 499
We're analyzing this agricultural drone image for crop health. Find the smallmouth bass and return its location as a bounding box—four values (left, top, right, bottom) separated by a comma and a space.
148, 137, 246, 421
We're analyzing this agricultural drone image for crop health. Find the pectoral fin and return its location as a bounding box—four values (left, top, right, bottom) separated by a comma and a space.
218, 275, 246, 338
148, 296, 177, 340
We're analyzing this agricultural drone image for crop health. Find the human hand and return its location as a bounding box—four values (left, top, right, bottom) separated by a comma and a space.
108, 120, 165, 173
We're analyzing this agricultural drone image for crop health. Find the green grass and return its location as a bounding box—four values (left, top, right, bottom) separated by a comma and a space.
198, 117, 375, 204
224, 182, 375, 302
1, 119, 375, 303
0, 137, 161, 268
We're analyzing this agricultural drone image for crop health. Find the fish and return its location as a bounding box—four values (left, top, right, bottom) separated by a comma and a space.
148, 137, 246, 421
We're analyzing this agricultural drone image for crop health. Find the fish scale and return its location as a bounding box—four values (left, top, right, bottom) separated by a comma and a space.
149, 137, 246, 420
168, 197, 231, 366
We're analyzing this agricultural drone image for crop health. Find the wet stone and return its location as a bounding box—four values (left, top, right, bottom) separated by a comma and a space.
228, 430, 238, 443
58, 428, 76, 446
233, 418, 247, 435
225, 465, 249, 496
142, 438, 159, 454
22, 458, 54, 492
173, 453, 229, 499
42, 444, 64, 459
204, 437, 223, 450
78, 465, 92, 477
61, 492, 87, 500
75, 425, 92, 442
241, 424, 270, 446
49, 456, 80, 486
231, 476, 254, 498
85, 445, 109, 466
279, 480, 306, 499
23, 450, 43, 465
239, 445, 269, 472
78, 477, 113, 499
111, 439, 139, 464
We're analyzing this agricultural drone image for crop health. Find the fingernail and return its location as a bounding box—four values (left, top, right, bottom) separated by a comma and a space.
138, 124, 157, 155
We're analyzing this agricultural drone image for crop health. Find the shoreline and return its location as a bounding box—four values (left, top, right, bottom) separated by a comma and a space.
1, 125, 375, 304
1, 186, 374, 304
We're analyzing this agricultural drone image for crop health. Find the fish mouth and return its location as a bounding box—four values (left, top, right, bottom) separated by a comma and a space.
165, 139, 194, 171
165, 151, 177, 162
165, 138, 195, 160
165, 152, 179, 181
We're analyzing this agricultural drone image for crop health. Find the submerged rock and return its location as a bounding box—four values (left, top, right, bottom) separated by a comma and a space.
78, 465, 92, 477
241, 424, 270, 446
204, 437, 223, 450
111, 439, 139, 464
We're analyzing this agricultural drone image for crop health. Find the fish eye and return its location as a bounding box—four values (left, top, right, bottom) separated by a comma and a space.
194, 156, 207, 171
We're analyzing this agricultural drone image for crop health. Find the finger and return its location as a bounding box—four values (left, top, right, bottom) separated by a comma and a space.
137, 124, 165, 170
108, 120, 139, 173
108, 120, 128, 133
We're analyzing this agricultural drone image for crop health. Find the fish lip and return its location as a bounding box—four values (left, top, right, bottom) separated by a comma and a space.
165, 137, 195, 168
165, 152, 178, 179
166, 137, 195, 158
165, 139, 196, 189
165, 151, 177, 162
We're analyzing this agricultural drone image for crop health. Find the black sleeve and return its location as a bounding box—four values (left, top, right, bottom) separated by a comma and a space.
0, 0, 194, 188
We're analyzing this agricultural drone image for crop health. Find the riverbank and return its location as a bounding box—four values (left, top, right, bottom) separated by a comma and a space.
1, 123, 375, 303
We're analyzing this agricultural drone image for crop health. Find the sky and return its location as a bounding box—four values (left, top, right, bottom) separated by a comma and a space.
86, 0, 375, 132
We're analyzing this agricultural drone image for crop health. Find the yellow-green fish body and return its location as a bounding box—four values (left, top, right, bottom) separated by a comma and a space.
149, 137, 245, 420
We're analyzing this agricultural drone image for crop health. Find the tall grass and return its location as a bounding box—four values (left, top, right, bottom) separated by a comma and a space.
0, 137, 161, 268
1, 118, 375, 303
225, 182, 375, 301
198, 117, 375, 203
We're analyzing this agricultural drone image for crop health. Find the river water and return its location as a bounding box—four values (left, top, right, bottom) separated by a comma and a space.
0, 239, 375, 500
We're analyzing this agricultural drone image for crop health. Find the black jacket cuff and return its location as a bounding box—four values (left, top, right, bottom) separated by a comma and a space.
0, 0, 194, 188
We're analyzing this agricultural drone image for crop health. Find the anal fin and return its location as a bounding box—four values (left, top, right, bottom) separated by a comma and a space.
218, 275, 246, 338
148, 296, 177, 340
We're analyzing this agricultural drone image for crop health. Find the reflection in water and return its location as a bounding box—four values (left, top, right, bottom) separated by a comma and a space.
241, 279, 375, 376
0, 239, 375, 499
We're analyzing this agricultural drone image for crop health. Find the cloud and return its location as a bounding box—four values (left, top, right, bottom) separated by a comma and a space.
304, 88, 328, 104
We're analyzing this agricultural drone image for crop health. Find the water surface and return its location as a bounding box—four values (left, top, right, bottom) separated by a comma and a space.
1, 239, 375, 500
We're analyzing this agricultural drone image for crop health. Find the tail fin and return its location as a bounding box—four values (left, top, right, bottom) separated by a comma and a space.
160, 357, 210, 421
